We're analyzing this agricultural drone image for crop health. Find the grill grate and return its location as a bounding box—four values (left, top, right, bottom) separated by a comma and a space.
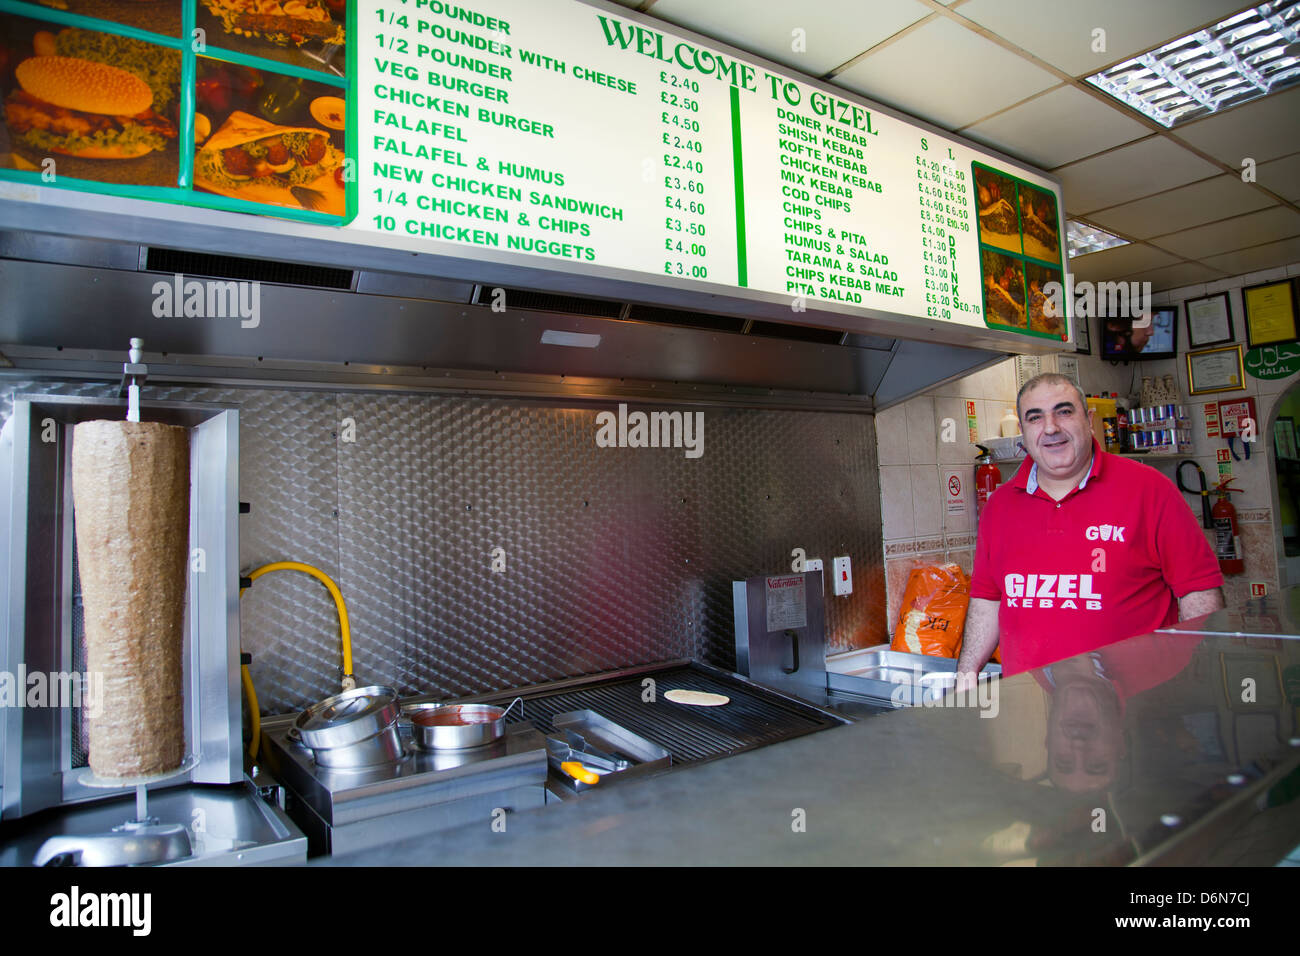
485, 664, 839, 766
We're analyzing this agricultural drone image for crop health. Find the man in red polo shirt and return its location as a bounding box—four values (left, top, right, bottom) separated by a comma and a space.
957, 373, 1223, 677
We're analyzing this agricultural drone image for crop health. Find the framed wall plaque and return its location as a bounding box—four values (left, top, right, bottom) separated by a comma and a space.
1184, 291, 1234, 348
1243, 279, 1299, 348
1186, 344, 1246, 395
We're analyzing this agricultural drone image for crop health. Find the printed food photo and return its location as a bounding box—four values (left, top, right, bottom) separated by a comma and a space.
981, 248, 1026, 329
197, 0, 347, 75
1019, 183, 1061, 264
974, 166, 1021, 254
193, 58, 345, 214
0, 18, 179, 185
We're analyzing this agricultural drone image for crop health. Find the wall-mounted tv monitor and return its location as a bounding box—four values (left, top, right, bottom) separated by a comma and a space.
1101, 306, 1178, 361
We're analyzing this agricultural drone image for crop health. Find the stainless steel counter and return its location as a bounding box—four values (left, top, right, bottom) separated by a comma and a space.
320, 621, 1300, 866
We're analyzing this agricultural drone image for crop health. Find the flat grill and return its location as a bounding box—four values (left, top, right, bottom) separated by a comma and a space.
470, 662, 846, 766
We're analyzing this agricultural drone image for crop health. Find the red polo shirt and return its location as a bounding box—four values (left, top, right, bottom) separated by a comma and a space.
969, 439, 1221, 675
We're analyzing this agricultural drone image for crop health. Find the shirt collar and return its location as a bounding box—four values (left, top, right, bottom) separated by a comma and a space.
1015, 438, 1104, 497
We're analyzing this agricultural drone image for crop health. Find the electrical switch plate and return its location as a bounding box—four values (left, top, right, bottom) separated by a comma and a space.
805, 558, 823, 573
832, 556, 852, 596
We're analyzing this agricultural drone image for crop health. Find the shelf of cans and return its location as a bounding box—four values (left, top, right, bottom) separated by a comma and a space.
1127, 404, 1192, 454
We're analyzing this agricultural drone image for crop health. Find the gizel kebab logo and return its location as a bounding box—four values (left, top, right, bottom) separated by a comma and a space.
151, 273, 260, 328
50, 886, 151, 936
1085, 524, 1126, 542
1004, 573, 1102, 610
594, 403, 704, 458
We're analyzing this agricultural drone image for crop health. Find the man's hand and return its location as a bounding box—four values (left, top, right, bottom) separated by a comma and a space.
956, 597, 1001, 689
1178, 586, 1225, 622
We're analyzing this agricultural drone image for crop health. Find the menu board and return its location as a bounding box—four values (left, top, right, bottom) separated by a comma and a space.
351, 0, 1069, 340
0, 0, 1069, 342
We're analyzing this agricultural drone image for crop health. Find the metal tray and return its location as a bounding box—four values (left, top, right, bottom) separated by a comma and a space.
549, 710, 671, 792
826, 646, 1000, 707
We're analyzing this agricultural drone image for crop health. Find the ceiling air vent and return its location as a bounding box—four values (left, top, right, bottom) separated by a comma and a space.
747, 321, 846, 345
145, 248, 354, 289
472, 285, 622, 317
625, 304, 747, 333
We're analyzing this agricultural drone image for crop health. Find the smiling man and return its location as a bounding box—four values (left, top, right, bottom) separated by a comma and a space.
957, 373, 1223, 677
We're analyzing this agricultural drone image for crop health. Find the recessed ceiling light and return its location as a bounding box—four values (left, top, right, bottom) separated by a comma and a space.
1067, 220, 1130, 258
1085, 1, 1300, 127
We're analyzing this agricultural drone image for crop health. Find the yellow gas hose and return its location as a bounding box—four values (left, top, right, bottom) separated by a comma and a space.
239, 561, 356, 759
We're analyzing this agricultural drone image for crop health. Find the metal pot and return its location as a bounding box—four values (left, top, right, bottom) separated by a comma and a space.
295, 685, 403, 768
402, 697, 522, 751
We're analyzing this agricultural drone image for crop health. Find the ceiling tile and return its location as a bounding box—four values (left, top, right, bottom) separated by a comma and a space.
1201, 236, 1300, 277
1122, 262, 1226, 290
1173, 88, 1300, 167
831, 17, 1058, 130
1257, 152, 1300, 202
1085, 175, 1277, 239
1149, 207, 1300, 261
956, 0, 1248, 78
961, 85, 1150, 169
1066, 242, 1178, 283
1057, 136, 1221, 214
648, 0, 932, 76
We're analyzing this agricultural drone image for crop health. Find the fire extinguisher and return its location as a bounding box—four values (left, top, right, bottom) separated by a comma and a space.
975, 445, 1001, 519
1211, 479, 1244, 575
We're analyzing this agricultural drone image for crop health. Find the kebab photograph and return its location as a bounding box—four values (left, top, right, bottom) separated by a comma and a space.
1019, 183, 1062, 264
35, 0, 183, 38
1025, 261, 1066, 337
193, 57, 345, 214
197, 0, 347, 75
981, 248, 1027, 330
974, 165, 1022, 254
0, 19, 180, 184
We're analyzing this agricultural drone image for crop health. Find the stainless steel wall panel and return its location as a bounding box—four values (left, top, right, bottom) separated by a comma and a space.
0, 380, 886, 717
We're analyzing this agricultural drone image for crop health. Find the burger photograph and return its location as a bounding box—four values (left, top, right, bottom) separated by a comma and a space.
36, 0, 183, 38
973, 164, 1022, 255
193, 57, 346, 214
0, 17, 180, 186
197, 0, 347, 76
981, 248, 1027, 330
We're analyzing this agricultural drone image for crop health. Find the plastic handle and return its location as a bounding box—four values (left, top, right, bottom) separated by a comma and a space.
561, 761, 599, 785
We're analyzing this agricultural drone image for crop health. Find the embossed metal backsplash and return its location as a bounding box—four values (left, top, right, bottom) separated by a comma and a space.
1, 380, 885, 715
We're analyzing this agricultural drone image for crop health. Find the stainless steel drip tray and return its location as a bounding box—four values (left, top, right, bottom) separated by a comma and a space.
826, 646, 1001, 707
260, 716, 548, 827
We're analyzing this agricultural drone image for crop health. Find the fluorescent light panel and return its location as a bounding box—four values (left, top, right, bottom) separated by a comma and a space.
1067, 220, 1130, 258
1085, 1, 1300, 127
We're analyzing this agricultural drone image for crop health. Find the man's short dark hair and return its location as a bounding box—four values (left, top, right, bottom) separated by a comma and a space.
1016, 373, 1087, 419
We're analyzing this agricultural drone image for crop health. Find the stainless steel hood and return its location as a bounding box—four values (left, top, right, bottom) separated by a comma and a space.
0, 221, 1010, 410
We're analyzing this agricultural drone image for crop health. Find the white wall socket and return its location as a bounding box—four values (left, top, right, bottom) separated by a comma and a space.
832, 556, 852, 596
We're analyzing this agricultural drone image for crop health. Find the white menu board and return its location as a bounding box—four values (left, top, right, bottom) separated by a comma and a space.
351, 0, 1069, 343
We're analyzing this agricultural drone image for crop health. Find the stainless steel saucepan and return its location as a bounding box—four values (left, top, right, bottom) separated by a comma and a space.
402, 697, 523, 751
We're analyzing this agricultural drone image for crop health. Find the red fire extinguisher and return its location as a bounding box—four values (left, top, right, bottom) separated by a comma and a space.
1211, 479, 1244, 575
975, 445, 1001, 519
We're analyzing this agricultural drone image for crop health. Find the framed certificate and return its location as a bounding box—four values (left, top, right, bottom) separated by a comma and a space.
1184, 291, 1234, 348
1186, 344, 1246, 395
1243, 279, 1299, 348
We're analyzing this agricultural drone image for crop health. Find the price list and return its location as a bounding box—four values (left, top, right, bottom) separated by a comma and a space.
914, 150, 978, 323
347, 0, 1065, 342
355, 0, 737, 285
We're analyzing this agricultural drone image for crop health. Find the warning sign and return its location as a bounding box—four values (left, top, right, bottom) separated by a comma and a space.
942, 467, 968, 516
1217, 448, 1231, 463
1250, 582, 1268, 597
965, 401, 978, 444
1204, 402, 1220, 438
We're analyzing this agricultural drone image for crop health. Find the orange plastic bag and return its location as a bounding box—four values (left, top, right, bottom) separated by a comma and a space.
891, 563, 970, 659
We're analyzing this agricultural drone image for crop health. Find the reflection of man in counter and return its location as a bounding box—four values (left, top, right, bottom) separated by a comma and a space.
957, 373, 1223, 678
